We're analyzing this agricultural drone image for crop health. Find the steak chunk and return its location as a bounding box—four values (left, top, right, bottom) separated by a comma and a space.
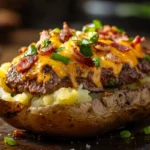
6, 59, 150, 94
6, 65, 72, 94
118, 64, 140, 85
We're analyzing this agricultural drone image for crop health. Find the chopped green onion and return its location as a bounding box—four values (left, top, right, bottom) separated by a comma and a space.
143, 126, 150, 135
145, 54, 150, 63
24, 45, 37, 56
93, 19, 103, 30
92, 57, 100, 67
51, 53, 70, 65
41, 39, 51, 49
120, 130, 131, 139
80, 45, 93, 57
51, 28, 60, 34
129, 37, 134, 42
4, 136, 17, 146
83, 26, 96, 33
55, 47, 65, 52
88, 32, 99, 44
81, 38, 92, 45
73, 40, 82, 45
11, 93, 16, 97
79, 38, 93, 56
108, 78, 115, 86
82, 23, 96, 33
115, 27, 124, 33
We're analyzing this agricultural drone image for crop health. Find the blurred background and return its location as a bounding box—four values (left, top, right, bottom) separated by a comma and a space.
0, 0, 150, 63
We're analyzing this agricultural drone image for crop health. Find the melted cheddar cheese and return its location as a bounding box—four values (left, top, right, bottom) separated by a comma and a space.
11, 24, 145, 89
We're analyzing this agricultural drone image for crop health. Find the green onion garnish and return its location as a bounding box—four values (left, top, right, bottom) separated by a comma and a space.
24, 45, 37, 56
55, 47, 65, 52
82, 24, 96, 33
51, 28, 60, 34
81, 38, 92, 45
4, 136, 17, 146
108, 78, 115, 86
115, 27, 124, 33
89, 32, 99, 44
41, 39, 51, 49
120, 130, 131, 139
83, 19, 103, 32
143, 126, 150, 135
11, 93, 16, 97
51, 53, 70, 65
145, 54, 150, 63
92, 57, 100, 67
83, 26, 96, 33
80, 45, 93, 57
93, 19, 103, 30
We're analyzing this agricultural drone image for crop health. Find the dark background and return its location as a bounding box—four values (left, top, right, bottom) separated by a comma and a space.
1, 0, 150, 34
0, 0, 150, 62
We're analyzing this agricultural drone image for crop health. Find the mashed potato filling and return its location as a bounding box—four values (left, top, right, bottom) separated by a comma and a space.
0, 63, 92, 106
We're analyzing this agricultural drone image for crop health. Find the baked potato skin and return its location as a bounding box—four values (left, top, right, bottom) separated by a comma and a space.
0, 83, 150, 138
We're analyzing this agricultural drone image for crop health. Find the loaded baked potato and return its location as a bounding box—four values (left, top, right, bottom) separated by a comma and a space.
0, 20, 150, 137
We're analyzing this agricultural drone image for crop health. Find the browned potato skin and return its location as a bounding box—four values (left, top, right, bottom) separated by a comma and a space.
0, 83, 150, 138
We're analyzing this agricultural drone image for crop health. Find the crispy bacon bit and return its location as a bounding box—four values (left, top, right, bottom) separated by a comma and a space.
106, 52, 121, 63
13, 130, 25, 139
132, 36, 146, 47
94, 42, 111, 52
72, 47, 94, 67
40, 30, 50, 41
111, 42, 131, 52
19, 47, 28, 54
38, 45, 56, 55
112, 34, 129, 42
17, 55, 38, 73
59, 22, 72, 42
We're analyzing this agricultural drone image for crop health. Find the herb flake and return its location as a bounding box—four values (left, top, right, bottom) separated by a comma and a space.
92, 57, 100, 67
93, 19, 103, 30
108, 78, 115, 86
51, 53, 70, 65
4, 136, 17, 146
41, 39, 51, 49
24, 45, 37, 56
56, 47, 65, 52
143, 126, 150, 135
120, 130, 131, 139
145, 54, 150, 62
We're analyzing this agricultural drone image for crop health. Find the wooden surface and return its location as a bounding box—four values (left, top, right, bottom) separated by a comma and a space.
0, 119, 150, 150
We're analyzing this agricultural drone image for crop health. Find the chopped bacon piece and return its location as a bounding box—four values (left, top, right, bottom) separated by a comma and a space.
72, 47, 94, 67
94, 42, 111, 52
132, 36, 146, 47
111, 42, 131, 52
59, 22, 72, 42
112, 34, 129, 42
40, 30, 50, 41
13, 130, 25, 139
38, 45, 56, 55
17, 55, 38, 73
106, 52, 121, 63
19, 47, 28, 54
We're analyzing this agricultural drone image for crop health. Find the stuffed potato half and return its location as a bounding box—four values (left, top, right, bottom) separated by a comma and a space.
0, 20, 150, 137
